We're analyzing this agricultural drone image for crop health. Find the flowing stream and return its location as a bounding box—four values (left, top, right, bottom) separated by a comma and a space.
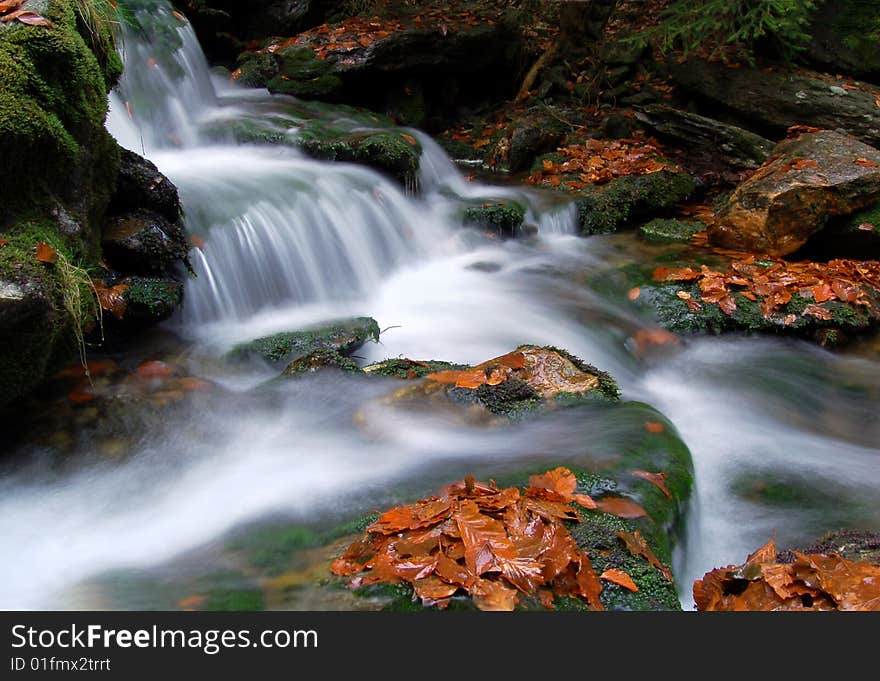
0, 0, 878, 610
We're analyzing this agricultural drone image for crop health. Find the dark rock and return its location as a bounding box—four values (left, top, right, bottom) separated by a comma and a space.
599, 113, 639, 139
227, 316, 380, 365
802, 201, 880, 260
635, 104, 774, 170
102, 209, 190, 276
576, 171, 696, 235
507, 116, 565, 173
670, 59, 880, 146
462, 202, 527, 238
711, 131, 880, 256
110, 149, 181, 223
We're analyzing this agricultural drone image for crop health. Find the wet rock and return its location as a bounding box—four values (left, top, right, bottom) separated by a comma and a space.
780, 529, 880, 565
228, 317, 380, 365
507, 116, 566, 173
801, 202, 880, 260
593, 253, 880, 342
384, 346, 620, 420
462, 201, 527, 238
118, 276, 183, 327
670, 59, 880, 146
362, 358, 465, 379
576, 171, 696, 236
102, 209, 190, 276
296, 122, 421, 186
0, 275, 57, 407
711, 131, 880, 256
109, 149, 181, 223
638, 218, 705, 245
282, 348, 362, 377
266, 46, 343, 99
635, 104, 774, 170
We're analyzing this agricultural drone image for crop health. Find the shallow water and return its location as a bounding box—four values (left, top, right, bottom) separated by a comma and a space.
0, 0, 878, 610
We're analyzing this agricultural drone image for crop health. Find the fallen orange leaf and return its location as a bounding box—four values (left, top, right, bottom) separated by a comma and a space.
600, 568, 639, 592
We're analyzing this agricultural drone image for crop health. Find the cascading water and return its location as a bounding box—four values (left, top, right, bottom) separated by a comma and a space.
1, 0, 878, 610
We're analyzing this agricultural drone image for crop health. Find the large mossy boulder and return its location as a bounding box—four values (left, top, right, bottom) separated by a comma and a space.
227, 316, 380, 365
671, 59, 880, 147
711, 131, 880, 256
296, 121, 422, 186
0, 0, 123, 407
576, 171, 696, 236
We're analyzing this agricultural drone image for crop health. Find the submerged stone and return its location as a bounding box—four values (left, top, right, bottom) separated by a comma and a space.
639, 218, 705, 244
462, 201, 527, 238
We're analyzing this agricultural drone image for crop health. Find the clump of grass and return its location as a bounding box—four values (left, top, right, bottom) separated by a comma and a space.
54, 251, 103, 382
73, 0, 120, 57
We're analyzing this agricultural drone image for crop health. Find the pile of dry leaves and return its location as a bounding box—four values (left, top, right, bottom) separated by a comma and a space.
331, 467, 662, 611
695, 539, 880, 611
527, 137, 678, 189
653, 257, 880, 319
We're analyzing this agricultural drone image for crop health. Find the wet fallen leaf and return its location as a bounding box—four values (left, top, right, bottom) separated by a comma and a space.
176, 594, 207, 611
858, 223, 875, 231
595, 496, 648, 519
618, 530, 672, 581
0, 238, 8, 247
627, 287, 641, 301
400, 133, 417, 146
601, 569, 639, 592
854, 157, 879, 169
34, 242, 58, 263
645, 421, 665, 433
802, 304, 832, 321
94, 282, 128, 321
631, 470, 671, 498
652, 266, 701, 282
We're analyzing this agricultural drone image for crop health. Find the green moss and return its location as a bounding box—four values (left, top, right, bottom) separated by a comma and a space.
462, 202, 527, 237
228, 524, 320, 575
282, 348, 364, 376
639, 218, 705, 244
0, 0, 117, 218
576, 172, 696, 236
297, 122, 422, 185
227, 317, 380, 364
122, 276, 182, 322
362, 358, 465, 379
267, 46, 343, 99
235, 51, 277, 88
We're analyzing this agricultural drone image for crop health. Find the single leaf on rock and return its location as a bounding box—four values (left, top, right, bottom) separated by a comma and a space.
802, 304, 832, 321
645, 421, 665, 433
94, 282, 129, 321
528, 467, 577, 497
595, 496, 648, 519
652, 266, 701, 282
618, 530, 672, 581
601, 569, 639, 592
631, 470, 671, 498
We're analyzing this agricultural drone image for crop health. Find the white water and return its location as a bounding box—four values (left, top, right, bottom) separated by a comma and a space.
1, 0, 878, 609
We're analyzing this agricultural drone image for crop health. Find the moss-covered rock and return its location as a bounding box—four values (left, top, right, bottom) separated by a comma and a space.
462, 202, 527, 238
591, 255, 880, 343
267, 46, 343, 99
0, 1, 127, 406
227, 316, 380, 365
363, 358, 466, 379
296, 122, 422, 186
234, 49, 277, 88
383, 345, 621, 421
639, 219, 705, 245
119, 276, 183, 326
782, 529, 880, 565
282, 348, 363, 376
576, 171, 696, 236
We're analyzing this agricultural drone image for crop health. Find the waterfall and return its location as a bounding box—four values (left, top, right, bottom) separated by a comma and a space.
106, 0, 576, 327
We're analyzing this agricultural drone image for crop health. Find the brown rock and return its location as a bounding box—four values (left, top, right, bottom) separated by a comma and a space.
710, 131, 880, 255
